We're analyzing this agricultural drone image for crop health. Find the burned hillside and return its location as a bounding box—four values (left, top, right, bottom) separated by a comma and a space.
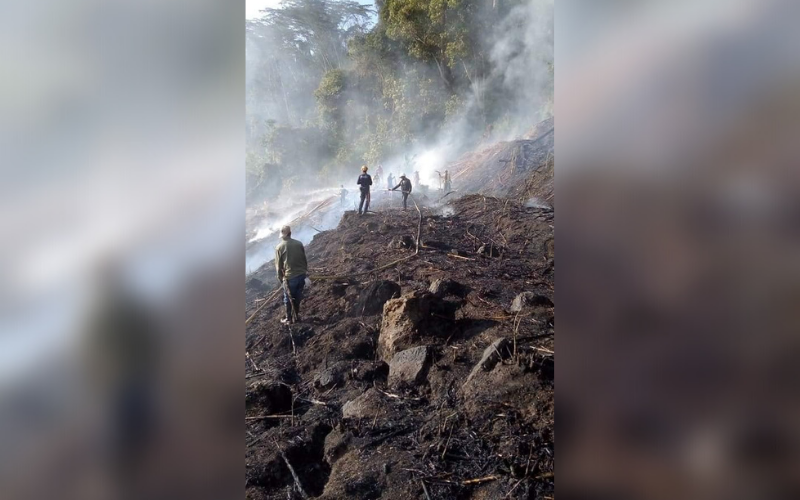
245, 194, 554, 499
449, 117, 554, 204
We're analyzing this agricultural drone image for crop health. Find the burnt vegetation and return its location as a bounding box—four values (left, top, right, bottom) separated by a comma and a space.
245, 194, 554, 499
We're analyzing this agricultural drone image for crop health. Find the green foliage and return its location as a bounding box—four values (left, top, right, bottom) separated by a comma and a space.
315, 69, 347, 125
246, 0, 553, 202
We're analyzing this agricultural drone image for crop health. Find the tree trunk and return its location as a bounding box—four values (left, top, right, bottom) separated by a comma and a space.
435, 57, 453, 90
276, 63, 292, 126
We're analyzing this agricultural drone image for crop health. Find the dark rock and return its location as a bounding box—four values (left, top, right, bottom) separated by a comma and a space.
342, 388, 387, 419
429, 278, 470, 298
388, 235, 415, 249
510, 292, 554, 312
314, 365, 344, 391
245, 380, 292, 414
466, 338, 512, 383
348, 280, 401, 317
245, 448, 286, 488
421, 240, 450, 250
352, 360, 389, 382
479, 338, 513, 371
345, 233, 362, 245
477, 243, 502, 257
246, 277, 266, 292
323, 428, 352, 465
388, 346, 432, 387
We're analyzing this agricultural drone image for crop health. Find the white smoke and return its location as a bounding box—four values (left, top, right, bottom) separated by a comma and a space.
490, 0, 554, 136
245, 0, 555, 274
380, 0, 554, 193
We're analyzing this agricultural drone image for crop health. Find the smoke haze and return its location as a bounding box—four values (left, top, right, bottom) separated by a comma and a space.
245, 0, 553, 273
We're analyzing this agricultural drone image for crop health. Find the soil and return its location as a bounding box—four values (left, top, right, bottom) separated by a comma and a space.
245, 193, 554, 499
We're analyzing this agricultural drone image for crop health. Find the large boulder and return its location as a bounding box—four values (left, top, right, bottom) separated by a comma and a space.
348, 280, 401, 317
510, 292, 554, 312
378, 291, 433, 360
388, 346, 432, 387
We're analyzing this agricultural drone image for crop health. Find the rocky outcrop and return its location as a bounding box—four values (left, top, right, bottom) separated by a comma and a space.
377, 291, 433, 360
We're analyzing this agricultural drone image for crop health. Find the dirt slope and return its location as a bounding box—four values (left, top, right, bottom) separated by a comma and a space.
245, 195, 554, 499
448, 117, 554, 204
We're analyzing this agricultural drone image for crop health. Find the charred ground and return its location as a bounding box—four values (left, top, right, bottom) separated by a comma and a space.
245, 194, 554, 499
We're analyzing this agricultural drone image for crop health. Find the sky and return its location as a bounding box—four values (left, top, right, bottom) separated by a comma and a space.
247, 0, 375, 19
246, 0, 282, 19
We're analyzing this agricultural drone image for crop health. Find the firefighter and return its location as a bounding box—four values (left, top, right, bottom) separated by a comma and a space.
357, 165, 372, 215
392, 174, 413, 210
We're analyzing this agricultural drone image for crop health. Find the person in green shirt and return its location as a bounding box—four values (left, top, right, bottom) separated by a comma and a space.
275, 225, 308, 324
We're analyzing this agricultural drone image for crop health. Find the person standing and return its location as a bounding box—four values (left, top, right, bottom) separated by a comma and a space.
357, 165, 372, 215
387, 173, 395, 191
339, 185, 348, 206
275, 225, 308, 324
435, 170, 445, 190
374, 165, 383, 185
392, 174, 413, 210
444, 170, 452, 192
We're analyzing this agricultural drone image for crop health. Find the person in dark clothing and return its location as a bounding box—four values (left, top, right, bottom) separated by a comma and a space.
339, 185, 348, 205
357, 165, 372, 215
392, 174, 413, 210
85, 268, 159, 500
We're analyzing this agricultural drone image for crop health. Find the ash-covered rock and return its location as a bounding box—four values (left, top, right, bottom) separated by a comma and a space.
388, 346, 432, 387
510, 291, 553, 312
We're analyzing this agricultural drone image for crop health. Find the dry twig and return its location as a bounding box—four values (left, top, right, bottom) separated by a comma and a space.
462, 475, 500, 485
276, 443, 309, 499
